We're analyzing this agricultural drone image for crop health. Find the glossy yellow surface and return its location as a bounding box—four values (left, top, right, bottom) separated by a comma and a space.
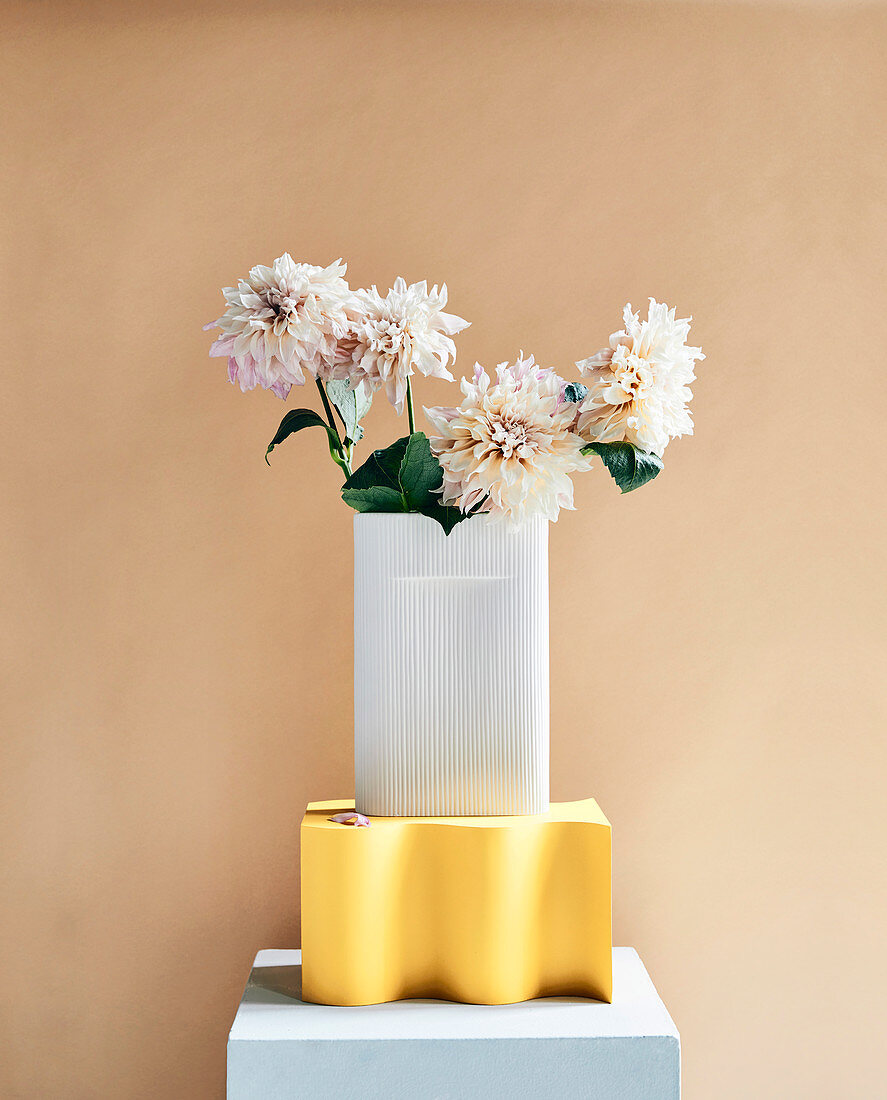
300, 798, 612, 1006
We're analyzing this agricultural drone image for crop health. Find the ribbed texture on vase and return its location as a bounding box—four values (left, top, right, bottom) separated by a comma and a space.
354, 513, 550, 816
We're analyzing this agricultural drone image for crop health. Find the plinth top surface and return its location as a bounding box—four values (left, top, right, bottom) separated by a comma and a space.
303, 797, 609, 830
229, 949, 676, 1043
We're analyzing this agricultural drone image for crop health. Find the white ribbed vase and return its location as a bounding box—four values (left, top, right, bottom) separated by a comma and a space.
353, 512, 549, 817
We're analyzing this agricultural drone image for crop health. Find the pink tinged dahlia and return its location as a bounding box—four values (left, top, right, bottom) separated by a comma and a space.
344, 278, 470, 414
425, 355, 591, 527
575, 298, 704, 456
204, 254, 355, 400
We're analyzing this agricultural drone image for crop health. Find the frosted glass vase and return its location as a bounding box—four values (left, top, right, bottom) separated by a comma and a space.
353, 512, 549, 817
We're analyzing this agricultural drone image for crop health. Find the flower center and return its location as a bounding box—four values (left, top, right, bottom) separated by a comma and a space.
490, 415, 533, 459
264, 286, 302, 318
614, 352, 654, 398
368, 317, 408, 358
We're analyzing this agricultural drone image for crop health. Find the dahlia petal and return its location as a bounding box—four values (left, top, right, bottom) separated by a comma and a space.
209, 335, 237, 358
270, 377, 292, 399
328, 811, 370, 827
424, 404, 458, 426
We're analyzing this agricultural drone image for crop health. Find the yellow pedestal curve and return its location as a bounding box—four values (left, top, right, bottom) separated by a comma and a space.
300, 798, 612, 1006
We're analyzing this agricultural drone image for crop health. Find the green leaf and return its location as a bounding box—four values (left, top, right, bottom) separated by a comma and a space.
421, 501, 468, 535
265, 409, 341, 466
341, 486, 406, 513
583, 441, 663, 493
399, 432, 444, 510
341, 432, 471, 533
326, 379, 373, 445
344, 437, 409, 493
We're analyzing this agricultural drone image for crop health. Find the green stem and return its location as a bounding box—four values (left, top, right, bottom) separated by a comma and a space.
315, 378, 352, 478
315, 378, 341, 444
405, 376, 416, 435
332, 401, 349, 436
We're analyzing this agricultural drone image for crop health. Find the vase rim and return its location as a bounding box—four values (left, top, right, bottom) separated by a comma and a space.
352, 512, 547, 529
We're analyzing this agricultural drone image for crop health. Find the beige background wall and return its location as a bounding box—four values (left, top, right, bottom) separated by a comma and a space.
3, 2, 886, 1097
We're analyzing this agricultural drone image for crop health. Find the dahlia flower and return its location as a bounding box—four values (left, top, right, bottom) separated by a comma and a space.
575, 299, 704, 456
342, 278, 469, 414
425, 355, 590, 527
205, 254, 354, 399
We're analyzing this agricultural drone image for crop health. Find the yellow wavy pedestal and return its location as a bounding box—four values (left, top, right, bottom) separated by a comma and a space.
300, 798, 612, 1006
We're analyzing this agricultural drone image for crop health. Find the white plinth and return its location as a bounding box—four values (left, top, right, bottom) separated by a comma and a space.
227, 948, 679, 1100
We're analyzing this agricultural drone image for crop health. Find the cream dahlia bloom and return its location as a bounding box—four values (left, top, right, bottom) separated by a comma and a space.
342, 278, 469, 413
575, 299, 703, 456
206, 254, 354, 399
425, 355, 590, 527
